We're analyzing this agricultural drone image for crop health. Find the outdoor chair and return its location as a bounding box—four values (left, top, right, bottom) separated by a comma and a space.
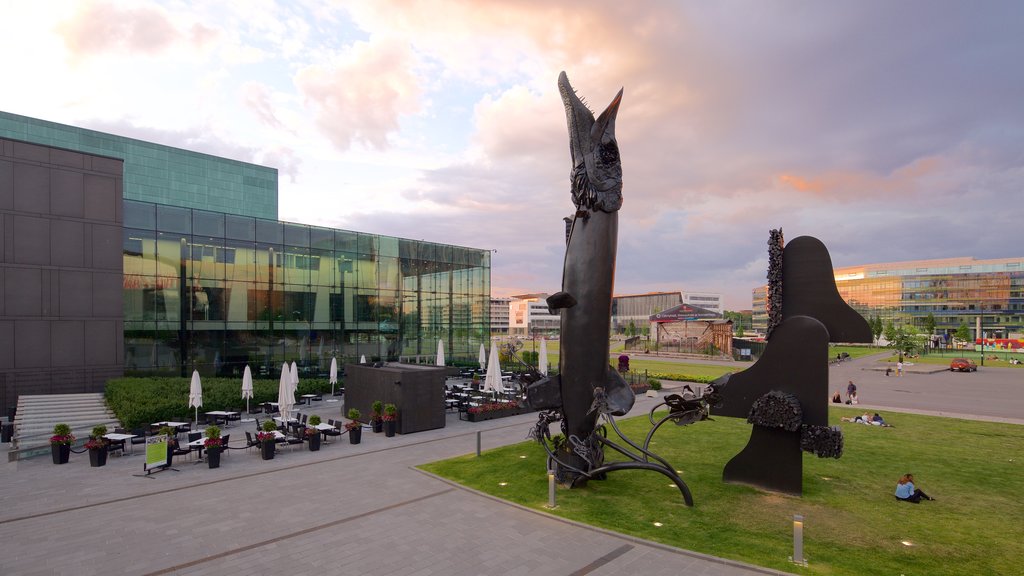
322, 420, 341, 442
220, 434, 230, 454
244, 431, 259, 452
301, 414, 308, 425
312, 392, 323, 402
130, 428, 147, 449
248, 404, 263, 415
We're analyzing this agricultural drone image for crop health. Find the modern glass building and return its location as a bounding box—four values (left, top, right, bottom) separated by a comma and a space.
2, 111, 490, 395
0, 111, 278, 220
751, 256, 1024, 340
122, 200, 490, 377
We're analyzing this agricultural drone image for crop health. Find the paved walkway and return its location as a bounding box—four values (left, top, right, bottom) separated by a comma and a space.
0, 394, 783, 576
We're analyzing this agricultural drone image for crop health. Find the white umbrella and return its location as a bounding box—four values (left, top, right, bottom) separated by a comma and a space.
360, 354, 366, 364
188, 370, 203, 426
330, 357, 338, 395
478, 343, 486, 371
436, 339, 445, 366
241, 365, 254, 421
539, 338, 549, 376
277, 363, 294, 424
483, 342, 502, 394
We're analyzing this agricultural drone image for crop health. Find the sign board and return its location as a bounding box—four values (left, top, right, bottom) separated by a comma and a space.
144, 434, 170, 471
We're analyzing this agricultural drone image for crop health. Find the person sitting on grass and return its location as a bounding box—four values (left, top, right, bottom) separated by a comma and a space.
895, 473, 935, 503
832, 391, 842, 403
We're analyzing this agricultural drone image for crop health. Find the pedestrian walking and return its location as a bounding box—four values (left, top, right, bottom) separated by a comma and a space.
897, 360, 903, 377
846, 380, 857, 404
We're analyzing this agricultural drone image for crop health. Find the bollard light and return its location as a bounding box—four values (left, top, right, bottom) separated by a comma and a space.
790, 514, 807, 566
476, 431, 481, 457
546, 470, 557, 509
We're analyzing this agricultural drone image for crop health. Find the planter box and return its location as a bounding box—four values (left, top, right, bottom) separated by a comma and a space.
466, 406, 529, 422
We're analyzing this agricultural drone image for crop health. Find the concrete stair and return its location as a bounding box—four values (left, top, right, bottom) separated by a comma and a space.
10, 394, 121, 457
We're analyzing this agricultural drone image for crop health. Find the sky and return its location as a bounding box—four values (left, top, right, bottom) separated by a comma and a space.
2, 0, 1022, 310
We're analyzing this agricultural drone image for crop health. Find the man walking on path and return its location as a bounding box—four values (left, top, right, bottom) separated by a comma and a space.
897, 360, 904, 377
847, 380, 857, 403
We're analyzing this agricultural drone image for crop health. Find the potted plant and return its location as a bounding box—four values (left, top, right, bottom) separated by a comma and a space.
257, 420, 277, 460
85, 424, 109, 467
382, 404, 398, 437
204, 425, 224, 468
370, 400, 384, 433
305, 415, 322, 451
346, 408, 362, 444
50, 423, 74, 465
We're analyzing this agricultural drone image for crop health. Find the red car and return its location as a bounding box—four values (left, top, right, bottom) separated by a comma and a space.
950, 358, 978, 372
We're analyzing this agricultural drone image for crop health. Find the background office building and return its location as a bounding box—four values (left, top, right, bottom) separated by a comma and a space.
612, 292, 683, 334
490, 297, 511, 335
508, 293, 560, 337
1, 112, 490, 414
751, 256, 1024, 341
681, 291, 722, 315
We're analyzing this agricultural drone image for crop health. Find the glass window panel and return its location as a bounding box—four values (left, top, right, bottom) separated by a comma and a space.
357, 233, 377, 256
124, 200, 156, 229
193, 210, 225, 237
335, 230, 358, 252
225, 214, 256, 241
310, 227, 333, 250
255, 219, 283, 244
157, 204, 191, 234
284, 223, 310, 247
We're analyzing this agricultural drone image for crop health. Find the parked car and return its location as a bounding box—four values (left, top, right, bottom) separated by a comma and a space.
950, 358, 978, 372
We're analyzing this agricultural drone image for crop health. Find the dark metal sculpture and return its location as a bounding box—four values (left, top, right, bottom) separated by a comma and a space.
708, 233, 871, 495
526, 72, 698, 504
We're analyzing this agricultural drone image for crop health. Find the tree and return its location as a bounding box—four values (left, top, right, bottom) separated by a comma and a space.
869, 316, 884, 346
626, 320, 637, 338
883, 320, 897, 344
735, 324, 745, 338
888, 325, 920, 357
956, 320, 972, 344
924, 313, 936, 335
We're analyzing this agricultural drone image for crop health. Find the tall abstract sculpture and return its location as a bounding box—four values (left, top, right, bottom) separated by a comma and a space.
527, 72, 698, 505
709, 231, 872, 495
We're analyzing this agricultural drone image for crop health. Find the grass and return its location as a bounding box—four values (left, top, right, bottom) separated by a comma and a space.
828, 345, 883, 360
420, 407, 1023, 575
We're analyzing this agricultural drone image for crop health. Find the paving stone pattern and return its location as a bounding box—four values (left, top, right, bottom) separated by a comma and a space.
0, 394, 784, 576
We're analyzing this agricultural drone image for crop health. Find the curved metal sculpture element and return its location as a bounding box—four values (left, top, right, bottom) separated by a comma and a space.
710, 234, 871, 495
529, 72, 691, 496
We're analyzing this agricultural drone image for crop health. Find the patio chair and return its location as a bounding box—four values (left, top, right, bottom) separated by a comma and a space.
130, 428, 147, 449
322, 420, 341, 442
244, 431, 259, 452
248, 404, 264, 415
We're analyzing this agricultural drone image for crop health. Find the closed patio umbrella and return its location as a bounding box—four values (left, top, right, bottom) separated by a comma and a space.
188, 370, 203, 426
478, 343, 486, 371
278, 363, 294, 424
360, 354, 366, 364
539, 338, 549, 376
241, 365, 254, 418
329, 357, 338, 396
483, 342, 502, 394
436, 339, 445, 366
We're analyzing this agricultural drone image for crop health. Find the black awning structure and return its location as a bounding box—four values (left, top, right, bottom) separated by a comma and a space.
649, 303, 721, 323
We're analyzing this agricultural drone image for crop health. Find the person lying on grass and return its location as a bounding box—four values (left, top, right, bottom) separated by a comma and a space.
841, 412, 893, 427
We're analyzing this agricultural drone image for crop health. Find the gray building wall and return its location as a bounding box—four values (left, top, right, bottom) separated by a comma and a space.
0, 137, 124, 416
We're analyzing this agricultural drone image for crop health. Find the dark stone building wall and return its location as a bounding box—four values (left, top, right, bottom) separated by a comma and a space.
0, 137, 124, 416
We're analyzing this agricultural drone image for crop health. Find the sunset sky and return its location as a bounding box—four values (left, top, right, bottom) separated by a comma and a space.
2, 1, 1021, 310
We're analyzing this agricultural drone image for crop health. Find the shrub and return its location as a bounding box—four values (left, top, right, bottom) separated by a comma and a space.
308, 415, 322, 426
91, 424, 108, 438
648, 379, 662, 391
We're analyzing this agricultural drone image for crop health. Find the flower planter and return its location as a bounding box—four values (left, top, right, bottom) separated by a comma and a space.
372, 420, 383, 433
88, 446, 108, 467
384, 420, 396, 437
51, 444, 71, 465
261, 441, 276, 460
308, 434, 321, 451
466, 406, 529, 422
349, 427, 362, 444
207, 447, 222, 468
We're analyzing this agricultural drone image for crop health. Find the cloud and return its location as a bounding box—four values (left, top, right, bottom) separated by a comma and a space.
294, 37, 423, 150
241, 81, 286, 130
55, 0, 215, 60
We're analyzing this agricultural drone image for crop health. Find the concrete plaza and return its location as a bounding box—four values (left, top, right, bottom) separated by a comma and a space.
1, 353, 1019, 575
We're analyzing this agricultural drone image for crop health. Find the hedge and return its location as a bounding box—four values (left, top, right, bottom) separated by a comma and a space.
105, 377, 335, 430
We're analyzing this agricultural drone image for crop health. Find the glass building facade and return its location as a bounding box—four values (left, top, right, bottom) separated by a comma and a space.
123, 200, 491, 377
0, 111, 278, 220
751, 257, 1024, 340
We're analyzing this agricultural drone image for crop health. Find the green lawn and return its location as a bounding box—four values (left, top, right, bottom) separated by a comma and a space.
420, 408, 1023, 575
829, 345, 883, 360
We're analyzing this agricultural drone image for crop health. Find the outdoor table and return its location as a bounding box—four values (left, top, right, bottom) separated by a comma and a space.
273, 416, 300, 430
300, 394, 317, 405
153, 421, 190, 433
187, 437, 207, 462
204, 411, 239, 427
104, 432, 138, 455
